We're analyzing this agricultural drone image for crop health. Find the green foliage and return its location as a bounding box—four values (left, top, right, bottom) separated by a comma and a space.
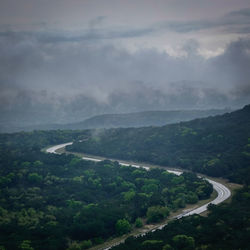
115, 219, 131, 235
19, 240, 34, 250
27, 173, 43, 183
172, 235, 195, 250
68, 105, 250, 184
141, 183, 158, 194
112, 186, 250, 250
146, 206, 170, 223
33, 160, 43, 167
162, 244, 173, 250
135, 218, 143, 228
142, 240, 163, 249
0, 106, 247, 250
185, 192, 198, 204
17, 208, 44, 229
173, 197, 186, 209
123, 190, 136, 202
67, 240, 92, 250
80, 240, 92, 249
0, 129, 212, 249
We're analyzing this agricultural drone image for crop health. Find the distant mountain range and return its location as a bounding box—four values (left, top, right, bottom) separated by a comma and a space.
0, 108, 230, 132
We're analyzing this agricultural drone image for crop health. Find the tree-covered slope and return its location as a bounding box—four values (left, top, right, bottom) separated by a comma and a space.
111, 185, 250, 250
67, 104, 250, 183
0, 137, 212, 250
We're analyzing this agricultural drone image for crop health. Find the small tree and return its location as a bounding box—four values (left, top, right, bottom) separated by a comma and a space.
80, 240, 92, 249
162, 243, 173, 250
172, 234, 195, 250
33, 160, 43, 168
115, 219, 131, 235
27, 173, 43, 184
142, 240, 163, 249
146, 206, 170, 223
135, 218, 143, 228
20, 240, 34, 250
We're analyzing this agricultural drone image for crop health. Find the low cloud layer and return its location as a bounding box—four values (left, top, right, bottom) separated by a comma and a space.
0, 30, 250, 125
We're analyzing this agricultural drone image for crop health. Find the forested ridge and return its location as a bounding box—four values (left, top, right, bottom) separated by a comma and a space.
0, 134, 212, 250
65, 109, 229, 130
67, 104, 250, 184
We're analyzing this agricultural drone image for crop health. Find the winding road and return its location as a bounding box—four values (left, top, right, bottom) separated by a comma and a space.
46, 142, 231, 248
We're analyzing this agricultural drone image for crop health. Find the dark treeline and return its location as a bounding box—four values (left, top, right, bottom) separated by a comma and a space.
0, 135, 212, 250
67, 104, 250, 184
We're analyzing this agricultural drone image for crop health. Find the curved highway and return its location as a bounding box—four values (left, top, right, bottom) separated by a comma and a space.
46, 142, 231, 247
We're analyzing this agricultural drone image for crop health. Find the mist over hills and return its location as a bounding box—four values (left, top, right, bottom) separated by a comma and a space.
69, 109, 230, 129
0, 108, 230, 132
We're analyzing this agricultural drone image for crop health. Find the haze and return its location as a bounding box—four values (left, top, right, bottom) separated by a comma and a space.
0, 0, 250, 126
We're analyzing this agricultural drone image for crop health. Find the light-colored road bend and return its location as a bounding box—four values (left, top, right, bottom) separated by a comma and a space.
46, 142, 231, 249
46, 142, 73, 154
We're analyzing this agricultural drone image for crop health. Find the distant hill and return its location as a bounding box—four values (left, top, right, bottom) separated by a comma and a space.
0, 109, 229, 132
67, 105, 250, 183
69, 109, 230, 129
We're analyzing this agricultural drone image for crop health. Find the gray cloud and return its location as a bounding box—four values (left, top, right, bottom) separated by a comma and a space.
1, 8, 249, 46
89, 16, 106, 29
1, 1, 250, 131
0, 27, 155, 44
211, 39, 250, 96
226, 8, 250, 18
165, 20, 214, 33
163, 8, 250, 34
0, 30, 250, 126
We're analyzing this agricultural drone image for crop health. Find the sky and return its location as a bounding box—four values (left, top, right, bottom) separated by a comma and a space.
0, 0, 250, 125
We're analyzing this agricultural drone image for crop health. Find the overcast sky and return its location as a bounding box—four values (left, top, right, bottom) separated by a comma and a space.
0, 0, 250, 124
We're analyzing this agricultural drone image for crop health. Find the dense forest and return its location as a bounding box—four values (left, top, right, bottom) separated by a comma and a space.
111, 185, 250, 250
0, 105, 249, 249
0, 134, 212, 250
67, 105, 250, 184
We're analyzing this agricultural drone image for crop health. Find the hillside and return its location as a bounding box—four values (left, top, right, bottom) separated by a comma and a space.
68, 109, 229, 129
0, 131, 213, 250
0, 109, 229, 132
112, 185, 250, 250
67, 105, 250, 183
0, 107, 249, 249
